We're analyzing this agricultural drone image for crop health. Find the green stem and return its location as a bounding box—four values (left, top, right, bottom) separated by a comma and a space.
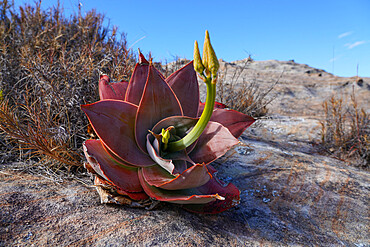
167, 78, 216, 152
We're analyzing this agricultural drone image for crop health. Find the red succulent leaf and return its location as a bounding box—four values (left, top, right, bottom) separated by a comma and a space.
198, 104, 255, 138
115, 189, 149, 201
81, 100, 154, 167
214, 101, 227, 108
166, 61, 200, 118
135, 65, 183, 153
141, 163, 211, 190
138, 169, 222, 204
138, 52, 149, 64
99, 75, 128, 101
125, 58, 149, 105
94, 176, 148, 201
209, 108, 255, 138
182, 166, 240, 214
189, 121, 239, 165
83, 139, 143, 193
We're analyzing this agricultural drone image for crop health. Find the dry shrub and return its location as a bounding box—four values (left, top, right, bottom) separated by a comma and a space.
320, 87, 369, 168
0, 1, 135, 169
216, 57, 277, 117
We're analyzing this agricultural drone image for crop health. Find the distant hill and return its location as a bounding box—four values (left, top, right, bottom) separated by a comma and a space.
203, 58, 369, 117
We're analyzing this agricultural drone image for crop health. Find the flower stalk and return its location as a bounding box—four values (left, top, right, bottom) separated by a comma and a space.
167, 30, 219, 152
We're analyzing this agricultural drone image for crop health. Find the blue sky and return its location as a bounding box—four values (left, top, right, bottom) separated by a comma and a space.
16, 0, 370, 77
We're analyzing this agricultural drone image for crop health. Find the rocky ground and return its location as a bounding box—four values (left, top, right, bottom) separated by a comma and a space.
1, 59, 369, 246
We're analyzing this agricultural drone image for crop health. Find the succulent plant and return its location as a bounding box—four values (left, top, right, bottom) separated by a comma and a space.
81, 31, 255, 214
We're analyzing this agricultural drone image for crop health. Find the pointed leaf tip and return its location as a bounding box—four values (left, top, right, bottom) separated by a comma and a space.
125, 61, 150, 105
210, 108, 255, 138
138, 50, 149, 64
166, 61, 199, 118
182, 165, 240, 214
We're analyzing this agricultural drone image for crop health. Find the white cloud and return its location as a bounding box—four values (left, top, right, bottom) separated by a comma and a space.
338, 31, 353, 39
345, 41, 366, 49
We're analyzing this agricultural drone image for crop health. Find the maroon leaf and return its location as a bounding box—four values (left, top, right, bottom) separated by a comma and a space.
138, 52, 149, 64
182, 166, 240, 214
141, 163, 211, 190
189, 121, 239, 165
214, 101, 227, 108
135, 65, 183, 153
99, 75, 128, 101
210, 108, 255, 138
166, 61, 199, 118
81, 100, 155, 167
83, 139, 143, 193
125, 60, 149, 105
138, 169, 223, 204
154, 65, 166, 81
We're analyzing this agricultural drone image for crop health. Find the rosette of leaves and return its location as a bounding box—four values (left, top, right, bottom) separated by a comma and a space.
82, 31, 255, 213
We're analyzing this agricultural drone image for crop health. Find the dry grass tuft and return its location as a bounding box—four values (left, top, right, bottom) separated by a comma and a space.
320, 87, 369, 168
216, 57, 277, 117
0, 1, 135, 169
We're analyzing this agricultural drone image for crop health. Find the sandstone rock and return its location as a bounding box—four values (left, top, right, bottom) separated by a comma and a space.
1, 122, 368, 246
203, 59, 370, 117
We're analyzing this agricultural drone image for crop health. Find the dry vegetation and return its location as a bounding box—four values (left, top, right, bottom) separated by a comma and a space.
0, 1, 272, 172
0, 0, 135, 170
2, 1, 341, 172
216, 57, 277, 117
320, 87, 369, 168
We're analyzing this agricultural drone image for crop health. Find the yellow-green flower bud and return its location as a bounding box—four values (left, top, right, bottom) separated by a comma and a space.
202, 31, 210, 75
208, 49, 219, 80
204, 31, 219, 81
161, 128, 170, 144
193, 40, 205, 74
